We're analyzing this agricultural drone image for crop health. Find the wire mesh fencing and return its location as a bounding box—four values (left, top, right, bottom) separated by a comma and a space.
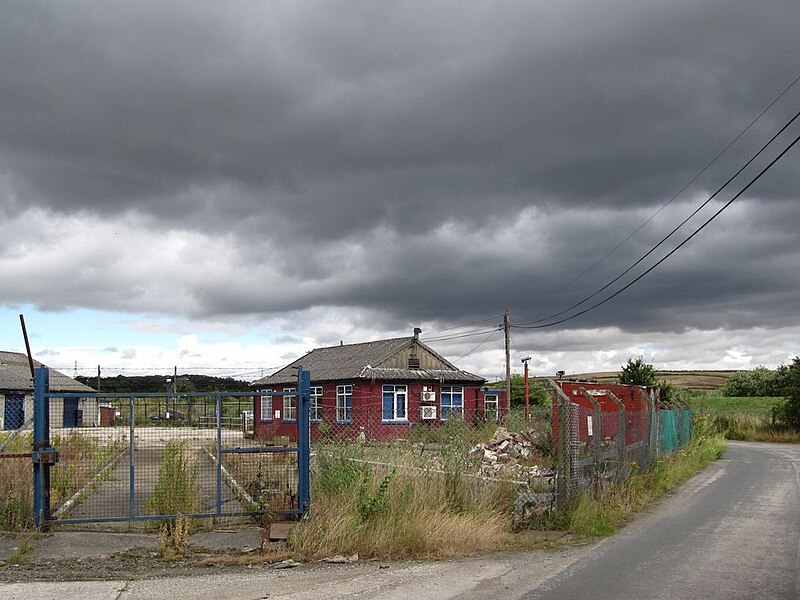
547, 379, 691, 511
41, 391, 302, 529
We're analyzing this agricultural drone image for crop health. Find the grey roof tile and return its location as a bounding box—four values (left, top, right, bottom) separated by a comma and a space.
252, 337, 484, 387
0, 351, 96, 393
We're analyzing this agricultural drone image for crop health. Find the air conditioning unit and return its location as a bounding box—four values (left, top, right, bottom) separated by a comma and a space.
421, 390, 436, 402
420, 405, 437, 420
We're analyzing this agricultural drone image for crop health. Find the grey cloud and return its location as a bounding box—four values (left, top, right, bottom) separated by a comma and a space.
1, 1, 799, 343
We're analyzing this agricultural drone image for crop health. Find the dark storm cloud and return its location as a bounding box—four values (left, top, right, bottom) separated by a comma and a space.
1, 0, 799, 338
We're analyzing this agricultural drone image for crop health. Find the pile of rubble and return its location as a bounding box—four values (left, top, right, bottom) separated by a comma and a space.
469, 426, 551, 479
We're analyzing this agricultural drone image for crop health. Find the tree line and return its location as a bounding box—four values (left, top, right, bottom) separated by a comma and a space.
75, 374, 252, 394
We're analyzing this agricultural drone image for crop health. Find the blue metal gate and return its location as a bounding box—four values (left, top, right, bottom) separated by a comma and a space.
33, 366, 311, 528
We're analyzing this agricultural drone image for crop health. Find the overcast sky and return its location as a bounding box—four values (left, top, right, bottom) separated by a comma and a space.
1, 1, 799, 381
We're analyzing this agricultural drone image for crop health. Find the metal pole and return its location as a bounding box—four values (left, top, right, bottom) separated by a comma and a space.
503, 310, 511, 415
33, 366, 50, 528
216, 394, 223, 516
129, 394, 135, 519
19, 315, 36, 380
297, 367, 311, 515
522, 357, 531, 421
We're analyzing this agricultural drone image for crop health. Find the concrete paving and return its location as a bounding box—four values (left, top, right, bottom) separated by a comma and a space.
0, 522, 293, 562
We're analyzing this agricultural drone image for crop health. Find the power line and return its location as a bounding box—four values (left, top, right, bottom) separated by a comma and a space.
517, 109, 800, 327
422, 313, 504, 336
526, 72, 800, 312
453, 329, 500, 361
514, 130, 800, 329
422, 325, 502, 343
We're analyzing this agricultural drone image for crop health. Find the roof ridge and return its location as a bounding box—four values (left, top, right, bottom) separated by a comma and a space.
313, 336, 411, 351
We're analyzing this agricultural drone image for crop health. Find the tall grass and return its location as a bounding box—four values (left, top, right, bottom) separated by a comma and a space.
0, 432, 123, 531
711, 413, 800, 443
289, 444, 514, 560
569, 413, 726, 537
147, 440, 199, 556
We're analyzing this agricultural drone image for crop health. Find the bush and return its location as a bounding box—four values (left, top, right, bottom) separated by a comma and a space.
618, 356, 657, 387
774, 357, 800, 430
722, 366, 782, 397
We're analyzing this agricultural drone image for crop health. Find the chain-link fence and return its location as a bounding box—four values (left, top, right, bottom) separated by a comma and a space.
42, 392, 304, 528
18, 363, 311, 532
547, 379, 691, 510
0, 393, 34, 529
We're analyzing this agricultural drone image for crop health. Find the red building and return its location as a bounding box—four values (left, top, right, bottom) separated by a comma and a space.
251, 333, 507, 441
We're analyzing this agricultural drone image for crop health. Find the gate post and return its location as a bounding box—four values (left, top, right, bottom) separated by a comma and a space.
33, 366, 54, 529
296, 367, 311, 515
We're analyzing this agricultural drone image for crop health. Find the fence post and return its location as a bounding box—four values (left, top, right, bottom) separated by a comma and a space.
634, 387, 655, 471
296, 367, 311, 515
33, 366, 52, 529
606, 391, 626, 472
544, 379, 572, 512
580, 389, 603, 496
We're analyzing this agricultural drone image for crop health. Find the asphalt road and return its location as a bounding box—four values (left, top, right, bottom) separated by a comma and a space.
518, 441, 800, 600
2, 441, 798, 600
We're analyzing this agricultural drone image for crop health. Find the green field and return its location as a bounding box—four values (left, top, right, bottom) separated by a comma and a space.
688, 395, 783, 416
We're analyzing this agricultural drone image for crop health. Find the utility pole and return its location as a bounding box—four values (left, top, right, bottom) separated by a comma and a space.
96, 365, 101, 392
521, 355, 531, 421
504, 309, 511, 414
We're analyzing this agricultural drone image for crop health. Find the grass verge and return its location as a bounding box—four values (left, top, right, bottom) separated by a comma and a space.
288, 444, 515, 560
568, 414, 726, 537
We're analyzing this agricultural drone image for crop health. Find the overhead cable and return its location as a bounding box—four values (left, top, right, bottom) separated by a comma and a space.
516, 109, 800, 327
514, 130, 800, 329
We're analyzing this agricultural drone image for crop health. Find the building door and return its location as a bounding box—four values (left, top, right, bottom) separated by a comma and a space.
63, 397, 79, 428
3, 393, 24, 430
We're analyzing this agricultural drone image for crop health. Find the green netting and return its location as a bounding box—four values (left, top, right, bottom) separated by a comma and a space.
658, 409, 693, 453
676, 409, 693, 448
658, 410, 678, 453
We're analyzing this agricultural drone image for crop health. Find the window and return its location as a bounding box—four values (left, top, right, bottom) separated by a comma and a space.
441, 386, 464, 420
336, 384, 353, 423
259, 390, 272, 422
382, 384, 407, 422
283, 387, 297, 421
484, 393, 499, 423
310, 386, 323, 421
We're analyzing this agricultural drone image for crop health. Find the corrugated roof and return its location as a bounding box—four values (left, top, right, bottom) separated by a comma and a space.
252, 337, 485, 386
0, 351, 96, 393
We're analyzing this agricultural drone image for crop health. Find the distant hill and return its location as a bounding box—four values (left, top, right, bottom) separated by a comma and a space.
536, 370, 737, 391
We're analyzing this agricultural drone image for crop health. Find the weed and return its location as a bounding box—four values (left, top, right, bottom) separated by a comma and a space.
357, 469, 395, 521
148, 441, 199, 557
8, 537, 33, 564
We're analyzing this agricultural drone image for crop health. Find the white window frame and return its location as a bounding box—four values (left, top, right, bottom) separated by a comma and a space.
484, 393, 499, 423
310, 386, 323, 421
382, 384, 408, 422
283, 387, 297, 422
336, 384, 353, 423
440, 386, 464, 421
259, 390, 272, 422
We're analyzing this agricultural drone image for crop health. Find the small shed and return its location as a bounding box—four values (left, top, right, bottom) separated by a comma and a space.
0, 351, 97, 430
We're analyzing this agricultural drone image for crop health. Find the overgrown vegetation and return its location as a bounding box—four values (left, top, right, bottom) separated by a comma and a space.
690, 358, 800, 441
0, 432, 123, 531
288, 443, 514, 560
147, 440, 199, 556
568, 413, 726, 537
